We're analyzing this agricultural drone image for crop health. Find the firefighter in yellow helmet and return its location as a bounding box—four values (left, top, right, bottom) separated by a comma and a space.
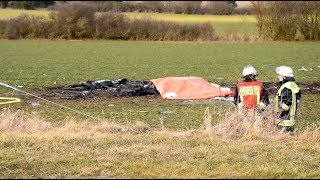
274, 65, 302, 134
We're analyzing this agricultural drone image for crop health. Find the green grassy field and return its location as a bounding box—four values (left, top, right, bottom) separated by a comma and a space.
0, 40, 319, 130
0, 40, 319, 178
0, 9, 258, 35
1, 40, 319, 86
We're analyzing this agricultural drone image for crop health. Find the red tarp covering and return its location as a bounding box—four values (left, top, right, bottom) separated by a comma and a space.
150, 77, 234, 100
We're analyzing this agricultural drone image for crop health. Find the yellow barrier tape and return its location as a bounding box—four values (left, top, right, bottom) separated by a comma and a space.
0, 97, 21, 105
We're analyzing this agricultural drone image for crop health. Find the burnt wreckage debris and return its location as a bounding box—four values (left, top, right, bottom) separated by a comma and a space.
42, 79, 319, 100
65, 78, 158, 97
262, 81, 320, 94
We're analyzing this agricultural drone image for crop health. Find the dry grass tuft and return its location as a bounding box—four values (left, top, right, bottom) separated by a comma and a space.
129, 120, 152, 134
0, 110, 53, 133
203, 107, 212, 133
212, 110, 280, 138
210, 107, 320, 142
1, 108, 319, 143
1, 109, 320, 178
0, 109, 134, 138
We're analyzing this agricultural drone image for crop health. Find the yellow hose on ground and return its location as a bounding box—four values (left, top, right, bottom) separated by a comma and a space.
0, 97, 21, 105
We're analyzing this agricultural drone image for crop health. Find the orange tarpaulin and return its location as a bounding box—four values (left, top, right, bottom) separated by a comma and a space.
150, 77, 234, 100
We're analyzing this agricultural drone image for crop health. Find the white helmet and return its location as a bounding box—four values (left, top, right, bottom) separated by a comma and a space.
242, 65, 258, 77
275, 65, 294, 77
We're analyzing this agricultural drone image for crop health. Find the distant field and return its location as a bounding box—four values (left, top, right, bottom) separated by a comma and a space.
0, 8, 49, 19
124, 13, 256, 23
0, 9, 258, 35
123, 12, 258, 35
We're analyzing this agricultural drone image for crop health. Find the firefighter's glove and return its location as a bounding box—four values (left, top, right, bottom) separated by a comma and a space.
281, 103, 290, 111
237, 102, 245, 112
237, 102, 244, 108
258, 102, 266, 111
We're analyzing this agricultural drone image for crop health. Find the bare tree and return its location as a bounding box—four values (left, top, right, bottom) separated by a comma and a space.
252, 1, 297, 40
296, 1, 320, 40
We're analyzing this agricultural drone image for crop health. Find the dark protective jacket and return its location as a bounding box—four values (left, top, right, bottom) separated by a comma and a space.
275, 77, 301, 127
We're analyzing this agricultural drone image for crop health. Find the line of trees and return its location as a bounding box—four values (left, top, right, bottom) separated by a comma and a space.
89, 1, 238, 15
0, 2, 214, 41
252, 1, 320, 41
0, 1, 55, 9
0, 1, 244, 15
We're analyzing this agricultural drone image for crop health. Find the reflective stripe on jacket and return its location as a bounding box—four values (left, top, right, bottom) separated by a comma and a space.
237, 81, 263, 109
275, 81, 300, 127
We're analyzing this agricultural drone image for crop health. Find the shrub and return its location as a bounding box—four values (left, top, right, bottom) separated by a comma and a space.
4, 14, 30, 39
201, 1, 235, 15
3, 14, 51, 39
49, 1, 95, 39
95, 12, 129, 40
124, 18, 213, 41
252, 1, 320, 41
0, 6, 214, 41
295, 1, 320, 40
93, 1, 118, 12
95, 13, 214, 41
7, 1, 55, 10
0, 19, 6, 38
93, 1, 237, 15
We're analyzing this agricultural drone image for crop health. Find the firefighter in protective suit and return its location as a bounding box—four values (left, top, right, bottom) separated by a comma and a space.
274, 66, 301, 134
234, 65, 270, 111
234, 65, 270, 126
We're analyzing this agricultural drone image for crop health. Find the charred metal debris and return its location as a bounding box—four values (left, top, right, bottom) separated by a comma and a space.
65, 78, 158, 97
